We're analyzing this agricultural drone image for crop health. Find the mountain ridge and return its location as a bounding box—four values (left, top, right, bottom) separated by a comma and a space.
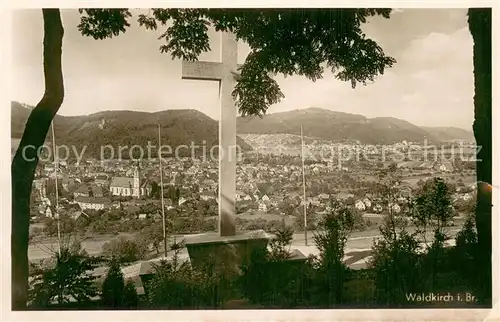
236, 107, 474, 144
12, 102, 475, 156
10, 101, 252, 159
420, 126, 474, 142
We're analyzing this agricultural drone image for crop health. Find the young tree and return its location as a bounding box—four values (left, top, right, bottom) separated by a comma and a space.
370, 228, 421, 305
413, 178, 454, 241
268, 225, 294, 260
453, 213, 480, 290
294, 205, 316, 232
312, 199, 356, 306
375, 167, 403, 243
28, 247, 102, 308
149, 181, 160, 199
101, 259, 125, 308
147, 249, 216, 309
140, 224, 166, 255
122, 280, 139, 308
370, 171, 422, 305
238, 225, 306, 307
13, 8, 395, 308
412, 177, 454, 290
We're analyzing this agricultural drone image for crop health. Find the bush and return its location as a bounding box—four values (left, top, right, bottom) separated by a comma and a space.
452, 214, 480, 290
28, 248, 102, 308
101, 237, 148, 264
310, 200, 356, 306
146, 258, 217, 309
370, 230, 423, 305
293, 209, 316, 231
238, 225, 308, 307
122, 280, 139, 308
101, 259, 125, 308
411, 177, 456, 291
369, 173, 426, 306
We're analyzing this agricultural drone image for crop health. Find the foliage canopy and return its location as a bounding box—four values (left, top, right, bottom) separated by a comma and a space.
78, 9, 395, 116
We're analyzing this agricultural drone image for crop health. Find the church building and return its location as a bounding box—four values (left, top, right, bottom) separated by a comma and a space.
110, 166, 150, 198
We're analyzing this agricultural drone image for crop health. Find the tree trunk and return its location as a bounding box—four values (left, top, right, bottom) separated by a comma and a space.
11, 9, 64, 310
468, 8, 492, 302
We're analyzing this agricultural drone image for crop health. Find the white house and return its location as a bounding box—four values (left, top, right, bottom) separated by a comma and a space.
70, 211, 89, 221
261, 194, 270, 202
362, 198, 372, 208
438, 162, 453, 172
236, 190, 245, 202
258, 202, 268, 212
355, 200, 366, 211
44, 206, 53, 218
373, 204, 383, 213
75, 196, 113, 211
200, 191, 216, 201
389, 203, 401, 213
318, 193, 330, 200
310, 198, 321, 206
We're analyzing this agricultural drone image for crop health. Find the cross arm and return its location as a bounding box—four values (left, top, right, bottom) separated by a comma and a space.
182, 61, 224, 81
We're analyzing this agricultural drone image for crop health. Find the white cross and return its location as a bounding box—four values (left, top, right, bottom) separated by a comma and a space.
182, 32, 242, 237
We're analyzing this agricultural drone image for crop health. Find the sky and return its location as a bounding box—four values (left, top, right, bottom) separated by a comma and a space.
11, 8, 474, 130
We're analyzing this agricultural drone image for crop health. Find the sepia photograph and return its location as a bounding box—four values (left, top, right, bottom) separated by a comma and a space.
4, 4, 496, 319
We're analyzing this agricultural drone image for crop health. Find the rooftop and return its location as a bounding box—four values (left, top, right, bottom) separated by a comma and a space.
74, 196, 112, 204
110, 177, 134, 188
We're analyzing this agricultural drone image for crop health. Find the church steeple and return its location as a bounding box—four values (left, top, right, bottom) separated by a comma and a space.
133, 163, 140, 198
133, 165, 140, 179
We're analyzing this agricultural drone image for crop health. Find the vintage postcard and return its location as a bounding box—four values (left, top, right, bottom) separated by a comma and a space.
1, 1, 498, 321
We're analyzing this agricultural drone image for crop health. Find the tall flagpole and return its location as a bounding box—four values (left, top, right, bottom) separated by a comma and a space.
158, 124, 167, 258
51, 121, 61, 256
301, 125, 308, 246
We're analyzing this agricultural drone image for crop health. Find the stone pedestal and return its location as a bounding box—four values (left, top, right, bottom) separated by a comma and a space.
183, 230, 271, 276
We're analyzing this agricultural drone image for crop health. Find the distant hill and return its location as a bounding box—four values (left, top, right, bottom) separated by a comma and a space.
11, 101, 252, 159
237, 107, 439, 144
421, 126, 475, 142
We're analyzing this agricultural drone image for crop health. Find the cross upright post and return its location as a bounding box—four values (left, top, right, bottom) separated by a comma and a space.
181, 32, 240, 237
179, 31, 302, 279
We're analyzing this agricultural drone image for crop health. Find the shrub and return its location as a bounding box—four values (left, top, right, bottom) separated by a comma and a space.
411, 177, 456, 290
101, 259, 125, 308
370, 174, 425, 306
146, 248, 217, 309
101, 237, 148, 264
310, 200, 356, 306
122, 280, 139, 308
452, 214, 480, 290
370, 230, 423, 305
238, 225, 308, 307
28, 248, 102, 308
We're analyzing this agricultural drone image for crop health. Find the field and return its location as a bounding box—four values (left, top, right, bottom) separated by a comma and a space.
29, 232, 136, 261
28, 213, 465, 262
